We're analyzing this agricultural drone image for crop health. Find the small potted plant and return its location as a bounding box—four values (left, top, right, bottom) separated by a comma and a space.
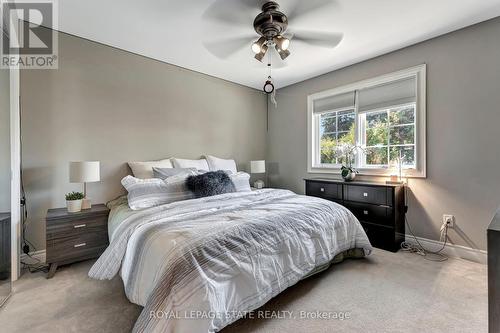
65, 191, 84, 213
335, 144, 366, 181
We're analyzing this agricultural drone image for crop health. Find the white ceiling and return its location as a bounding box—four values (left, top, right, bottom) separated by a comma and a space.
57, 0, 500, 90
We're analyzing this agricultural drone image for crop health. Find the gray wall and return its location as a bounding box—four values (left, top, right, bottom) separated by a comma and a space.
0, 69, 9, 213
268, 17, 500, 251
21, 32, 267, 250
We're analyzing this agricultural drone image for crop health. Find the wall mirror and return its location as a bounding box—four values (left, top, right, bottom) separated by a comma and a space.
0, 68, 11, 306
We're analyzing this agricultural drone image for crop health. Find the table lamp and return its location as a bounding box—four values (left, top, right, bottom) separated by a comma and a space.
386, 150, 404, 185
250, 160, 266, 189
69, 161, 100, 209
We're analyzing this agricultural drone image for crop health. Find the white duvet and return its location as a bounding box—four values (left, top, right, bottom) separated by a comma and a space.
89, 189, 372, 332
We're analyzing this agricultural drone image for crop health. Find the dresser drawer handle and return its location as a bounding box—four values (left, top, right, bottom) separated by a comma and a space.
363, 210, 369, 215
320, 187, 325, 192
363, 192, 368, 197
74, 243, 86, 248
74, 224, 86, 229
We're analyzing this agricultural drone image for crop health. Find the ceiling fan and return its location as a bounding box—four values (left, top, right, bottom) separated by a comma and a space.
203, 0, 344, 63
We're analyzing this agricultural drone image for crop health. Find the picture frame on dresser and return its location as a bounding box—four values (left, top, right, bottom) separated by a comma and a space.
45, 204, 109, 278
305, 178, 406, 252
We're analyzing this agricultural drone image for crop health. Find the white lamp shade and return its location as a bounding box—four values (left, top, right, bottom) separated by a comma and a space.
69, 161, 100, 183
250, 160, 266, 174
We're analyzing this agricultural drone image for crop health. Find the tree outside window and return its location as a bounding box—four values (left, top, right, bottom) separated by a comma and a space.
320, 109, 355, 165
364, 104, 416, 168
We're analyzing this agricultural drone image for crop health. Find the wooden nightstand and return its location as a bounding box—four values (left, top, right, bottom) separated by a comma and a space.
45, 204, 109, 278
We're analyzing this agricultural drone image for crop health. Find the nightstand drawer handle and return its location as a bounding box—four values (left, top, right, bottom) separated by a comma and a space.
363, 210, 369, 215
74, 224, 86, 229
363, 192, 368, 197
74, 243, 86, 248
320, 187, 325, 192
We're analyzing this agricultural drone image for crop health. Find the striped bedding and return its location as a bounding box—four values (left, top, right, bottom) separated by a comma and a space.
89, 189, 372, 332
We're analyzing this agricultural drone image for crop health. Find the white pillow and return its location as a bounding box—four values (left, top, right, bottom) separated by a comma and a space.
205, 155, 237, 174
172, 158, 209, 171
152, 167, 198, 180
128, 158, 173, 179
121, 175, 194, 210
230, 172, 251, 192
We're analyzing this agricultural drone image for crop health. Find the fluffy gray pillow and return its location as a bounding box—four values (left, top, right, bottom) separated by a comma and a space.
186, 171, 236, 198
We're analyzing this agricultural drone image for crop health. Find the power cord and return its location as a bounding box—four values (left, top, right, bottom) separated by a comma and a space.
19, 99, 34, 256
401, 216, 449, 262
21, 252, 48, 273
18, 92, 48, 273
399, 185, 449, 262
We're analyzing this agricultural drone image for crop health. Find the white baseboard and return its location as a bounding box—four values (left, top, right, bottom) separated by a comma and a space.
404, 235, 487, 264
20, 250, 46, 264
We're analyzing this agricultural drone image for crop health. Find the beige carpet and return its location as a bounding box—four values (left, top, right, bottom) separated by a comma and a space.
0, 249, 487, 333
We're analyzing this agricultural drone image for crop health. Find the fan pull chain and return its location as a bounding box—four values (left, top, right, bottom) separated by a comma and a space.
268, 52, 277, 107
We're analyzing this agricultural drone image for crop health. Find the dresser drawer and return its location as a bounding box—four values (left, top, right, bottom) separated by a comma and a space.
305, 181, 342, 200
361, 222, 397, 251
344, 202, 394, 227
46, 231, 108, 263
46, 215, 107, 240
344, 185, 392, 206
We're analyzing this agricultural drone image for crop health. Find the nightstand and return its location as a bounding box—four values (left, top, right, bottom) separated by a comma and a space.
45, 204, 109, 278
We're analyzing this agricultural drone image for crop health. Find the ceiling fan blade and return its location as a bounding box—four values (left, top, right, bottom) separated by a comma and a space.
288, 30, 343, 48
203, 35, 254, 59
286, 0, 336, 22
202, 0, 261, 26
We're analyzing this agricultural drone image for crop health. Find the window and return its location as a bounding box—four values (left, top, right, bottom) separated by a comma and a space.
308, 65, 426, 177
320, 109, 355, 165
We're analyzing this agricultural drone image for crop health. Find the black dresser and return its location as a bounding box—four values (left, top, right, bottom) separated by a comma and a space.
305, 178, 406, 252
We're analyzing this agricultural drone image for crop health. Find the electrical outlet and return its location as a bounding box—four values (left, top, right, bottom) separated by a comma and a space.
442, 214, 455, 229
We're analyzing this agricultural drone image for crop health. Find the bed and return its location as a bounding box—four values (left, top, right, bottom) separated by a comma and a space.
89, 188, 372, 332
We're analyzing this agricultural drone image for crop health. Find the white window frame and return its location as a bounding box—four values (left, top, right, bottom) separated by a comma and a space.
307, 64, 426, 178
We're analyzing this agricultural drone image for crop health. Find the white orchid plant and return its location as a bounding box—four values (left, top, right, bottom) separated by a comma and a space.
334, 143, 366, 178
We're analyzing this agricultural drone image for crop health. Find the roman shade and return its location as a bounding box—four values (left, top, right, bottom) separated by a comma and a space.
358, 76, 416, 113
313, 91, 355, 113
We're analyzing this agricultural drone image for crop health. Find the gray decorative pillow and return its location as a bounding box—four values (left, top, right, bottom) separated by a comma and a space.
185, 171, 236, 198
153, 167, 198, 180
121, 175, 194, 210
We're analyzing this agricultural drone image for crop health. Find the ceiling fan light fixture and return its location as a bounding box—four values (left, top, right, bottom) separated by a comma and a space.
275, 45, 290, 60
281, 38, 290, 50
251, 43, 261, 54
274, 35, 290, 51
251, 36, 266, 54
254, 43, 268, 62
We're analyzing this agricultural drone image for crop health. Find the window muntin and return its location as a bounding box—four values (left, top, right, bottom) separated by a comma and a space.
361, 104, 416, 168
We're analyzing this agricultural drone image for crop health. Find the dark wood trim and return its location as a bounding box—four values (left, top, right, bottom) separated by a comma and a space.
488, 208, 500, 333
